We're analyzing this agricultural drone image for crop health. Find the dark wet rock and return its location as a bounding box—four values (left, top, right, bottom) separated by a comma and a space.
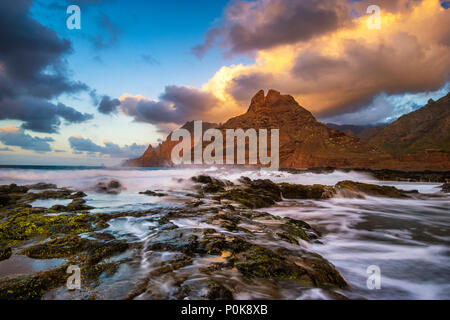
0, 257, 126, 300
70, 191, 87, 199
0, 183, 29, 194
365, 169, 450, 183
94, 180, 123, 194
26, 183, 57, 190
106, 180, 119, 189
66, 198, 94, 212
21, 189, 74, 202
284, 168, 450, 183
280, 183, 336, 199
205, 280, 233, 300
49, 204, 67, 211
282, 218, 321, 241
235, 246, 304, 279
335, 180, 412, 198
192, 175, 229, 194
221, 178, 281, 209
19, 235, 90, 259
0, 246, 12, 261
19, 234, 129, 264
139, 190, 167, 197
233, 245, 347, 289
441, 182, 450, 193
0, 194, 11, 206
0, 179, 351, 299
186, 199, 204, 208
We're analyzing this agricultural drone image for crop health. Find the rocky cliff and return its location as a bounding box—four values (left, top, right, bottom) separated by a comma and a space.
124, 90, 450, 171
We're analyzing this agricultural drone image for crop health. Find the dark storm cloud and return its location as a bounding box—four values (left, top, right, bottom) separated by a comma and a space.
68, 136, 147, 158
120, 86, 220, 126
0, 127, 54, 152
0, 0, 92, 133
0, 0, 86, 96
192, 0, 352, 57
0, 97, 93, 133
98, 95, 121, 114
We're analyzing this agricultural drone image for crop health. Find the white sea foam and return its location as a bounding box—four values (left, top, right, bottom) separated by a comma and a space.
1, 167, 449, 299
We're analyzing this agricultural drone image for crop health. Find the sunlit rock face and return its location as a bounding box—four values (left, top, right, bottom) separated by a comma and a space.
125, 90, 449, 171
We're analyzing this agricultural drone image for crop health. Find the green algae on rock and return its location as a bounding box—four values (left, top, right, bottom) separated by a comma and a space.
0, 208, 93, 243
0, 246, 12, 261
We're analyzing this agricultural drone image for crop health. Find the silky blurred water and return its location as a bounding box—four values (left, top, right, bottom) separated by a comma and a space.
1, 166, 448, 299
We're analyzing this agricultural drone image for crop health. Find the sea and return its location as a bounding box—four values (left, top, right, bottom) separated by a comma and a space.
0, 165, 449, 300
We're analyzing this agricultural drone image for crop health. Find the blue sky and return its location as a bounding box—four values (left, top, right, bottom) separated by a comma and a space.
0, 0, 448, 165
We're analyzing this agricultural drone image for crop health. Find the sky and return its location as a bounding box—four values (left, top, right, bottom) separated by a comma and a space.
0, 0, 449, 165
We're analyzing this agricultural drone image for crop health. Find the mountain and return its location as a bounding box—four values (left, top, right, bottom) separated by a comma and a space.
326, 123, 385, 140
124, 89, 450, 171
124, 121, 217, 167
125, 89, 388, 168
368, 93, 450, 155
220, 89, 387, 168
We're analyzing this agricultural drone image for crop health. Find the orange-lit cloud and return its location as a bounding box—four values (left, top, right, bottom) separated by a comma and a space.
118, 0, 449, 130
199, 0, 450, 119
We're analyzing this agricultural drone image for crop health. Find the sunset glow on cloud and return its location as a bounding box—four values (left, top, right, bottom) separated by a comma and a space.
0, 0, 448, 164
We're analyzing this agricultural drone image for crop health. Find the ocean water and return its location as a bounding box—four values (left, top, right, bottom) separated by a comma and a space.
0, 165, 449, 300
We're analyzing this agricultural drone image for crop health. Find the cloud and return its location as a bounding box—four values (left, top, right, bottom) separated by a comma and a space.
98, 95, 121, 114
68, 136, 147, 158
0, 0, 92, 133
0, 0, 88, 98
192, 0, 352, 57
321, 94, 418, 125
141, 54, 160, 66
0, 97, 93, 133
0, 126, 54, 152
119, 86, 221, 128
196, 0, 450, 123
90, 14, 122, 49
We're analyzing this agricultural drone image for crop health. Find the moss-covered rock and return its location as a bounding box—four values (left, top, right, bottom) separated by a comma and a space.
20, 189, 74, 202
19, 235, 90, 259
191, 175, 229, 194
235, 246, 307, 280
234, 245, 347, 289
26, 183, 57, 190
0, 208, 93, 243
139, 190, 167, 197
19, 233, 129, 264
0, 265, 68, 300
335, 180, 411, 198
0, 246, 12, 261
220, 178, 281, 209
0, 184, 29, 194
205, 280, 233, 300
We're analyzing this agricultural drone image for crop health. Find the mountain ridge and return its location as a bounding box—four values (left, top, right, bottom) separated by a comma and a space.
124, 90, 450, 171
